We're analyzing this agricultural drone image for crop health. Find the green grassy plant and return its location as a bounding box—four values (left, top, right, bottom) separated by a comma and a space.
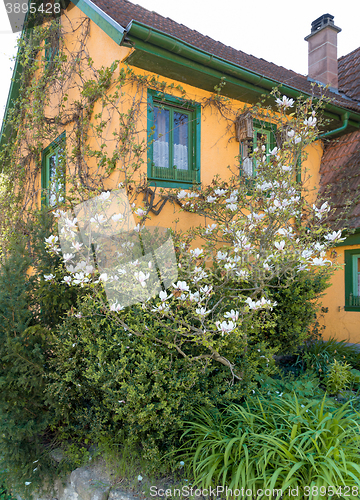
181, 394, 360, 499
297, 336, 360, 375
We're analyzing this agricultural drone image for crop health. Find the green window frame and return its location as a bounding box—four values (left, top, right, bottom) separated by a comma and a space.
344, 249, 360, 311
239, 120, 276, 179
41, 132, 66, 206
147, 90, 201, 188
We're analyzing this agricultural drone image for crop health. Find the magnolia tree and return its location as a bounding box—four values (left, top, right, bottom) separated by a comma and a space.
44, 91, 343, 381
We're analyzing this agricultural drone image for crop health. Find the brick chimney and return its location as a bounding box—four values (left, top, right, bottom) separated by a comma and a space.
305, 14, 341, 88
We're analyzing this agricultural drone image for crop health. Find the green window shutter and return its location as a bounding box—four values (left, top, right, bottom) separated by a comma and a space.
344, 250, 360, 311
41, 132, 66, 207
147, 90, 200, 188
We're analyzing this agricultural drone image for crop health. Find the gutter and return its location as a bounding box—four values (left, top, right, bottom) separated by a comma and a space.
319, 112, 350, 138
125, 20, 360, 128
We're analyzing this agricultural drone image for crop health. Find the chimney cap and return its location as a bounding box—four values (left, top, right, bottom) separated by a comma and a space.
305, 13, 341, 41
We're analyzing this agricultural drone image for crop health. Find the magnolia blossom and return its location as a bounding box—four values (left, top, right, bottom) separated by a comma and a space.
190, 248, 203, 258
276, 95, 294, 108
71, 241, 83, 252
216, 320, 236, 335
324, 230, 343, 242
172, 281, 189, 293
224, 309, 239, 321
134, 271, 150, 288
245, 297, 277, 311
177, 190, 187, 200
112, 213, 124, 222
206, 195, 217, 203
200, 284, 213, 295
269, 147, 278, 156
281, 165, 292, 172
205, 223, 217, 234
99, 191, 111, 201
196, 307, 209, 316
214, 188, 227, 196
63, 276, 72, 285
312, 257, 331, 266
44, 274, 55, 281
63, 253, 75, 263
73, 272, 90, 285
304, 116, 317, 127
216, 251, 228, 261
189, 291, 200, 302
99, 273, 109, 281
45, 235, 58, 246
274, 241, 285, 251
152, 302, 169, 312
110, 302, 124, 312
313, 202, 330, 219
159, 290, 171, 302
90, 214, 106, 225
135, 208, 147, 217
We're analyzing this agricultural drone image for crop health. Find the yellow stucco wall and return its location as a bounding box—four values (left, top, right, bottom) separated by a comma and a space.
320, 245, 360, 343
40, 6, 359, 342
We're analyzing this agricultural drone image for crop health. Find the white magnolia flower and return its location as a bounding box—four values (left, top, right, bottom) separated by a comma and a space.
200, 284, 213, 295
99, 273, 109, 281
312, 257, 331, 266
110, 302, 124, 312
196, 307, 209, 316
135, 208, 147, 217
276, 95, 294, 108
274, 241, 285, 251
71, 241, 83, 252
324, 230, 342, 242
112, 213, 124, 222
159, 290, 170, 302
63, 253, 75, 263
172, 281, 189, 292
25, 482, 31, 486
224, 309, 239, 321
99, 191, 111, 201
133, 224, 141, 233
206, 195, 217, 203
44, 274, 55, 281
45, 235, 58, 245
269, 146, 278, 156
189, 291, 200, 302
177, 189, 187, 200
227, 203, 238, 211
304, 116, 317, 127
216, 251, 227, 261
63, 276, 72, 285
214, 188, 227, 196
65, 217, 78, 229
152, 302, 169, 312
205, 223, 217, 234
216, 320, 236, 335
90, 214, 106, 225
281, 165, 292, 172
190, 248, 203, 258
134, 271, 150, 288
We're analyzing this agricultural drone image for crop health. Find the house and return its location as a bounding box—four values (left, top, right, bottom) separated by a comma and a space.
1, 2, 360, 340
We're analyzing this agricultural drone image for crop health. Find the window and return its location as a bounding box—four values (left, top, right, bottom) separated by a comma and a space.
345, 250, 360, 311
147, 90, 200, 188
237, 118, 276, 179
41, 133, 66, 206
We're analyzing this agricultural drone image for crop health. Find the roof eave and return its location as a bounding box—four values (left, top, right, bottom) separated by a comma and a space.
124, 20, 360, 131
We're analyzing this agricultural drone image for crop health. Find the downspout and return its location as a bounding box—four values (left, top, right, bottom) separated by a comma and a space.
319, 112, 349, 138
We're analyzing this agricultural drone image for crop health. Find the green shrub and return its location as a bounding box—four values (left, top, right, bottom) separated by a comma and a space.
181, 394, 360, 498
265, 271, 331, 354
45, 295, 278, 472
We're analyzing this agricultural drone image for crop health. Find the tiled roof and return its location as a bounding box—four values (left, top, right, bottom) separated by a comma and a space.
90, 0, 360, 112
338, 47, 360, 102
319, 130, 360, 229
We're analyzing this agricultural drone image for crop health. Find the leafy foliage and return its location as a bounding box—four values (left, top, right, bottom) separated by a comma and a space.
181, 395, 360, 498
